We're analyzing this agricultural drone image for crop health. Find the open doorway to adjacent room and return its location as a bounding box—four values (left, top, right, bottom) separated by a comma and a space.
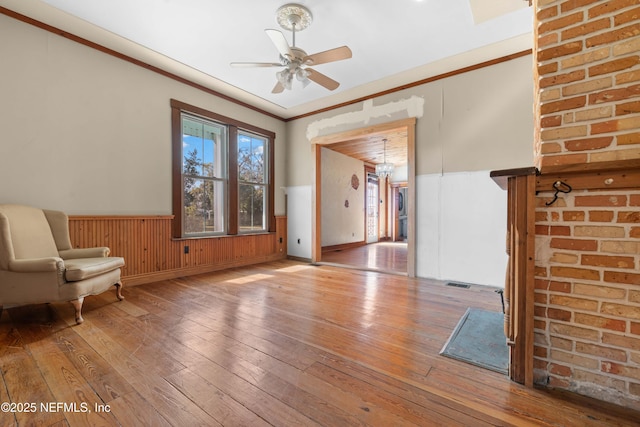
366, 171, 380, 244
311, 118, 415, 276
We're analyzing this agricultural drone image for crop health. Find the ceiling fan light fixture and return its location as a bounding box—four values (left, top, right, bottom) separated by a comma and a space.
296, 67, 308, 80
276, 69, 294, 90
296, 67, 311, 87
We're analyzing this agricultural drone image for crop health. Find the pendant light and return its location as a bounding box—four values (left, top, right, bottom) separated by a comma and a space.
375, 138, 394, 179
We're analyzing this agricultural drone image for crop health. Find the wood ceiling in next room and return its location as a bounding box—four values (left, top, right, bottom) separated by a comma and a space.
324, 127, 408, 169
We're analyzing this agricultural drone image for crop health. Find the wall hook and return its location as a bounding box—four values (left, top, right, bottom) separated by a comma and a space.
546, 180, 572, 206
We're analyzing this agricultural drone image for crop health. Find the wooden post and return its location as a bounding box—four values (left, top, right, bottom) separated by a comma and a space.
491, 167, 537, 386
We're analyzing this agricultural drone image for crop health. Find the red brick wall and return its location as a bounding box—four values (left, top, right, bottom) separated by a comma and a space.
535, 0, 640, 168
534, 190, 640, 406
533, 0, 640, 408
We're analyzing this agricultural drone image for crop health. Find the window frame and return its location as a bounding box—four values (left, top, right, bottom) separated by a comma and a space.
180, 114, 228, 237
171, 99, 275, 239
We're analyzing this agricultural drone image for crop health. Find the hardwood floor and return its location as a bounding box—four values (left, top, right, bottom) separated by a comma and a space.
1, 260, 638, 426
320, 242, 408, 275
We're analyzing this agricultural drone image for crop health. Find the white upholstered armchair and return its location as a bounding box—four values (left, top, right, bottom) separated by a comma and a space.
0, 204, 124, 324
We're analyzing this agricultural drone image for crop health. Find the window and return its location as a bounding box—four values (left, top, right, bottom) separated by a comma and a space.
171, 100, 275, 238
238, 131, 268, 232
181, 115, 227, 236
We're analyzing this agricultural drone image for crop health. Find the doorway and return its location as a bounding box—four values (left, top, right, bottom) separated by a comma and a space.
311, 118, 416, 277
366, 173, 379, 244
395, 185, 408, 242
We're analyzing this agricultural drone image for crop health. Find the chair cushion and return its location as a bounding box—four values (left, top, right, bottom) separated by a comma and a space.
64, 257, 124, 281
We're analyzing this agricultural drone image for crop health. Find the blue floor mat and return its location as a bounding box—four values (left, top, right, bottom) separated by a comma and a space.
440, 307, 508, 374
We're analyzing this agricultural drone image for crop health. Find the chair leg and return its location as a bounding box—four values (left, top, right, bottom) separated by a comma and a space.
70, 297, 84, 324
68, 282, 122, 325
114, 281, 124, 301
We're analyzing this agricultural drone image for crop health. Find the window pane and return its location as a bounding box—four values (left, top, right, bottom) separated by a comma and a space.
183, 178, 225, 235
203, 123, 225, 178
238, 132, 265, 184
182, 115, 226, 178
182, 117, 204, 176
239, 184, 266, 232
183, 178, 204, 234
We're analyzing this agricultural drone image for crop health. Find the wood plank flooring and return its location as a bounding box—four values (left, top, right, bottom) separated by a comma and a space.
320, 242, 408, 275
1, 259, 639, 426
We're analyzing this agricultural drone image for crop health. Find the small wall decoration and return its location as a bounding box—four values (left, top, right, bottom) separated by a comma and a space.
351, 174, 359, 190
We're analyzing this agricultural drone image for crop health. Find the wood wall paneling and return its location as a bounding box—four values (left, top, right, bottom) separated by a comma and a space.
68, 216, 287, 286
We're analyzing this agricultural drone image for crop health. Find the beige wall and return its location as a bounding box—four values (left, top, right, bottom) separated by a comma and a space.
0, 14, 287, 216
423, 56, 535, 174
321, 148, 365, 247
286, 54, 535, 187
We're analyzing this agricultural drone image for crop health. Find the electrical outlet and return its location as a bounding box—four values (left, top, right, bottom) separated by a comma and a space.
184, 245, 189, 254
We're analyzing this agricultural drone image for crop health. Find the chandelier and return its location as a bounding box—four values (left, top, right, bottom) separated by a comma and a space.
375, 138, 394, 179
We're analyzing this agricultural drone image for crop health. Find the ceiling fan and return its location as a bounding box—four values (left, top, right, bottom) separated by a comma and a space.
230, 4, 352, 93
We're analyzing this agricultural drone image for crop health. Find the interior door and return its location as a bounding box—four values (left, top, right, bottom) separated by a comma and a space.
366, 173, 379, 243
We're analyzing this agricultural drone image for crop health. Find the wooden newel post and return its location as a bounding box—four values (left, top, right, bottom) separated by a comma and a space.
491, 167, 537, 387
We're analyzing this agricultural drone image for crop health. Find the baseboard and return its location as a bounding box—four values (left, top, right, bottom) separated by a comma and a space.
322, 240, 366, 253
121, 253, 287, 287
286, 255, 312, 263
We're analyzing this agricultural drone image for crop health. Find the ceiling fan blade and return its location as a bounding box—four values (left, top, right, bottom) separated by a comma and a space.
272, 81, 285, 94
265, 29, 293, 59
230, 62, 282, 68
304, 46, 352, 66
306, 68, 340, 91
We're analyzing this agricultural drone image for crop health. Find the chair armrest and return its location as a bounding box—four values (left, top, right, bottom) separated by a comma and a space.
9, 257, 64, 273
59, 247, 110, 259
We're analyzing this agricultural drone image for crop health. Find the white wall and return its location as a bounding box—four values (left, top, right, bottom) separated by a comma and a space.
416, 171, 508, 287
321, 148, 365, 247
390, 164, 408, 184
0, 14, 287, 215
284, 186, 312, 259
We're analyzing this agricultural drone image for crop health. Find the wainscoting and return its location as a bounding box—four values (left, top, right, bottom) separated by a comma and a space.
68, 215, 287, 286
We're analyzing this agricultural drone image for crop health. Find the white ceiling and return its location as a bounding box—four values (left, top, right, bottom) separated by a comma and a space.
3, 0, 533, 119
